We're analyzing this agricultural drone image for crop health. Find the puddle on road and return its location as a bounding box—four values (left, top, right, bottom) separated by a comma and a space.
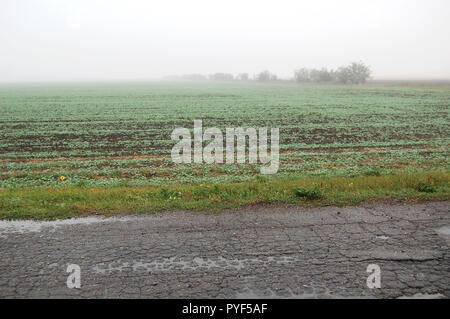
93, 256, 297, 274
435, 226, 450, 236
0, 217, 131, 237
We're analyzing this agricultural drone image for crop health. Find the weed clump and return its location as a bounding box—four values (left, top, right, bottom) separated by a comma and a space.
364, 168, 382, 176
160, 187, 180, 199
295, 186, 323, 200
416, 182, 436, 193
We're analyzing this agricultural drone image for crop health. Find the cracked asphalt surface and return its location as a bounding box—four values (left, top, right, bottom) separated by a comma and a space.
0, 201, 449, 299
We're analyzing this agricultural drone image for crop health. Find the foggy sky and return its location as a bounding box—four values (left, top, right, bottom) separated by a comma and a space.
1, 0, 450, 82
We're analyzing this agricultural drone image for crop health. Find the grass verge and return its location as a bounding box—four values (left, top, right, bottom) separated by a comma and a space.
0, 170, 448, 220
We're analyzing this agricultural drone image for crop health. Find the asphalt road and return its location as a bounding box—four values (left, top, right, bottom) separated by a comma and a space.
0, 201, 449, 299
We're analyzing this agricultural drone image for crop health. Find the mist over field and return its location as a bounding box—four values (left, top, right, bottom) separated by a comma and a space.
1, 1, 450, 302
1, 0, 450, 82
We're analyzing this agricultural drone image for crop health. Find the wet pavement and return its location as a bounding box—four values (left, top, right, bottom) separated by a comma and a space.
0, 201, 449, 298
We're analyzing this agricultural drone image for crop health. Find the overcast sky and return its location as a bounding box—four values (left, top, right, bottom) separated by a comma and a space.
1, 0, 449, 82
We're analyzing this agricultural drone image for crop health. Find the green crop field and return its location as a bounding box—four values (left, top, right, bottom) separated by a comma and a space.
0, 81, 449, 219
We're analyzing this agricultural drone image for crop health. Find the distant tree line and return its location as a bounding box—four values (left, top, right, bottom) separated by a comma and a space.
294, 62, 371, 84
175, 61, 371, 84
